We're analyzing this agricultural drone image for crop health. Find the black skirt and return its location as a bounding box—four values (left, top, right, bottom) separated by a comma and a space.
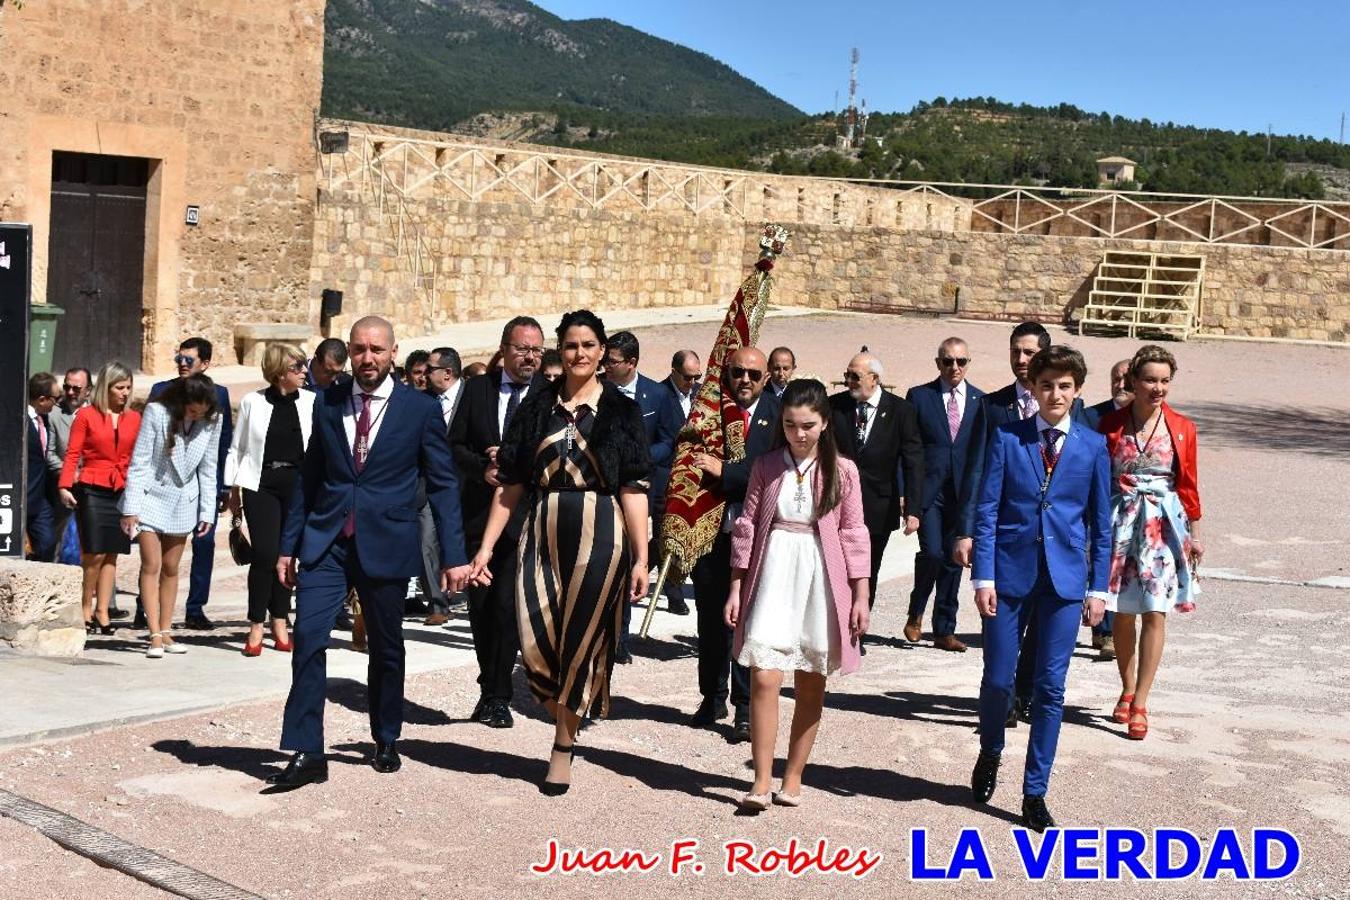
75, 484, 131, 555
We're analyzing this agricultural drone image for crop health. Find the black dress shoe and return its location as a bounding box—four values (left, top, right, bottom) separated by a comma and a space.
614, 648, 633, 665
1021, 795, 1057, 832
1014, 696, 1033, 724
183, 615, 214, 631
108, 608, 130, 620
334, 611, 354, 631
689, 698, 728, 728
265, 752, 328, 789
666, 597, 690, 616
1005, 705, 1018, 729
971, 750, 1001, 804
484, 699, 514, 729
132, 613, 147, 629
731, 707, 751, 743
373, 742, 401, 773
470, 697, 489, 722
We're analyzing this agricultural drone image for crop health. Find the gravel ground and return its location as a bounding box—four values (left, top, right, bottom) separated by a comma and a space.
4, 312, 1349, 899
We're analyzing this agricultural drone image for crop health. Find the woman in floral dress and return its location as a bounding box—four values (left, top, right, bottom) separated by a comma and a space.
1098, 345, 1203, 740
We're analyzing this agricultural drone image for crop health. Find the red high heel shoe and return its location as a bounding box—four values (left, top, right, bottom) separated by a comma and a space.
1127, 706, 1149, 740
273, 635, 293, 652
241, 641, 263, 657
1112, 693, 1134, 724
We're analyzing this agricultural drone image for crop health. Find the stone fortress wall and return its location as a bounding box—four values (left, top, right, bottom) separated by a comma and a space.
312, 119, 1350, 346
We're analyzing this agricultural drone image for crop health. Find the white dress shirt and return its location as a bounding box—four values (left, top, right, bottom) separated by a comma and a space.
436, 378, 464, 427
940, 380, 968, 422
854, 389, 881, 444
973, 414, 1108, 602
343, 373, 396, 455
612, 374, 638, 401
497, 371, 531, 435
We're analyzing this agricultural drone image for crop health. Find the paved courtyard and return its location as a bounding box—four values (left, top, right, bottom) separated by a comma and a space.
2, 312, 1348, 898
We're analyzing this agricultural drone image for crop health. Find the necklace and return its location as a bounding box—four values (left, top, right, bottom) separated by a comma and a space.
790, 451, 816, 513
1127, 407, 1165, 473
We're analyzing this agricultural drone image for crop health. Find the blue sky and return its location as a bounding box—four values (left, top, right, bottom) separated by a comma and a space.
538, 0, 1348, 141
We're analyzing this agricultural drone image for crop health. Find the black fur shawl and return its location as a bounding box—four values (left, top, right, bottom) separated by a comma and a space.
497, 378, 651, 494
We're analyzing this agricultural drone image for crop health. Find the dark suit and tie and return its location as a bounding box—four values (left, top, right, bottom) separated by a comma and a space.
904, 378, 987, 642
691, 391, 780, 725
417, 379, 465, 615
449, 370, 533, 725
25, 410, 56, 561
613, 372, 685, 639
828, 389, 924, 609
277, 375, 467, 766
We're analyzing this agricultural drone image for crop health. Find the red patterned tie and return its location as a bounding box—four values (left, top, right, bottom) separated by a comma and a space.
340, 393, 373, 538
946, 390, 961, 442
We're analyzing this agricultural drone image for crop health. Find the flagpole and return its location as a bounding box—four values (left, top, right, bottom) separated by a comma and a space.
638, 555, 675, 639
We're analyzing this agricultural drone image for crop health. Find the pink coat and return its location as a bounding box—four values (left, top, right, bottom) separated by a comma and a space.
729, 450, 872, 675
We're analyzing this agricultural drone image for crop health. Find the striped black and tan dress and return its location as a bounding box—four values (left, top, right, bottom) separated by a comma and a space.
508, 400, 647, 718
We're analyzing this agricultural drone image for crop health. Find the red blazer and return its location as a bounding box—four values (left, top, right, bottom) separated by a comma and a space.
1098, 402, 1201, 521
59, 406, 143, 492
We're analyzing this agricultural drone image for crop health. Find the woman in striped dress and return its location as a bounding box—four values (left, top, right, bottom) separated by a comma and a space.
468, 309, 651, 796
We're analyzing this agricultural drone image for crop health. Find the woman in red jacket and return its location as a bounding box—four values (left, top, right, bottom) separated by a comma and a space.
1098, 345, 1203, 741
59, 361, 142, 634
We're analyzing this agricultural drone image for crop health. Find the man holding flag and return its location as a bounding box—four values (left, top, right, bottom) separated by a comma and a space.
690, 346, 780, 742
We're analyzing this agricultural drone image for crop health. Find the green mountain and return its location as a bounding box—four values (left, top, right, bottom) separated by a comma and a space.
321, 0, 802, 130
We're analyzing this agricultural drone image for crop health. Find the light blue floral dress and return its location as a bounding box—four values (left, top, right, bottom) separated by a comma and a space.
1106, 429, 1199, 614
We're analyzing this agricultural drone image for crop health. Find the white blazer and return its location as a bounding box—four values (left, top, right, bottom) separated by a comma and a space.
224, 388, 315, 492
121, 402, 221, 534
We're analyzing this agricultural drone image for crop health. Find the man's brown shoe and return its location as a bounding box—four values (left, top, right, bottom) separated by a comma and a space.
424, 612, 449, 626
902, 617, 923, 643
1097, 635, 1116, 660
934, 634, 967, 652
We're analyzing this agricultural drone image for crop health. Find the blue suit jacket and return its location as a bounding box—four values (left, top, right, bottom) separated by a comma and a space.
151, 379, 233, 499
281, 379, 468, 580
972, 416, 1112, 601
1083, 398, 1118, 430
905, 378, 987, 535
967, 382, 1090, 533
627, 373, 681, 500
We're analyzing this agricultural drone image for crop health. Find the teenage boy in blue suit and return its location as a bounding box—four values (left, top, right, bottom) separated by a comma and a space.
969, 345, 1112, 832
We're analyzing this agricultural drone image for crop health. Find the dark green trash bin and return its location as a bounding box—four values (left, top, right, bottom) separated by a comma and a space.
29, 303, 64, 375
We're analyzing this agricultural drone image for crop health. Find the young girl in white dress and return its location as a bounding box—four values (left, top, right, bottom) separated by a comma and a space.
724, 379, 871, 811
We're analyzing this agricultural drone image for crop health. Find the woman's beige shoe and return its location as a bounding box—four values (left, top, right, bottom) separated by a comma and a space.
738, 792, 771, 812
145, 632, 165, 659
773, 791, 802, 807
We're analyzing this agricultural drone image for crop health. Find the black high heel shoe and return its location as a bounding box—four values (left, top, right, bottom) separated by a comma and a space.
540, 741, 575, 797
97, 621, 116, 636
84, 620, 95, 635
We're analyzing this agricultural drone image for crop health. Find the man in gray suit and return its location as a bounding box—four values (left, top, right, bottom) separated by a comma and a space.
418, 347, 465, 625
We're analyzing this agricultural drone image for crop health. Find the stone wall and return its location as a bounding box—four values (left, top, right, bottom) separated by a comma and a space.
311, 125, 1350, 345
0, 0, 325, 371
775, 227, 1350, 342
309, 120, 968, 337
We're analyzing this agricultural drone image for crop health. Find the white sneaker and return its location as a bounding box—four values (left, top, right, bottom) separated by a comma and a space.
146, 634, 165, 659
164, 641, 187, 655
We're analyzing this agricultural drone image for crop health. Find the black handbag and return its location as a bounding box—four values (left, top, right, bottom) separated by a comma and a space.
228, 513, 253, 566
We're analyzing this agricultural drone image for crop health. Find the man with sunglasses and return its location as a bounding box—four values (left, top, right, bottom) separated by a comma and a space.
903, 338, 986, 652
450, 316, 544, 729
148, 337, 233, 630
829, 352, 924, 655
416, 347, 465, 626
664, 350, 702, 420
40, 368, 90, 563
689, 346, 779, 741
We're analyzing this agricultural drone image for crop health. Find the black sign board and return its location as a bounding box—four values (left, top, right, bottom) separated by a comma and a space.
0, 224, 31, 557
